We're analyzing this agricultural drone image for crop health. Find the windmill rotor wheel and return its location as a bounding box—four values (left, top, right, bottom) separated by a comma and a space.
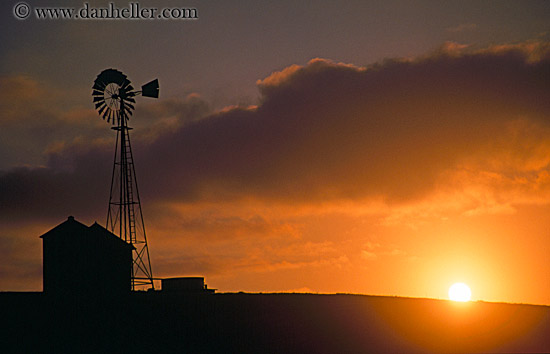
92, 68, 136, 124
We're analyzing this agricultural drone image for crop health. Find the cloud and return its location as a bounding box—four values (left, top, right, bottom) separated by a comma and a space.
0, 90, 212, 223
1, 41, 550, 225
138, 41, 550, 207
0, 74, 110, 169
0, 75, 48, 125
361, 250, 377, 261
0, 165, 107, 223
129, 94, 211, 142
360, 241, 408, 262
153, 224, 347, 277
0, 223, 46, 290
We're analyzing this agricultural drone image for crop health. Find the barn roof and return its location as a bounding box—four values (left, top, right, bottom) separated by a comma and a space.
39, 216, 87, 239
40, 216, 134, 250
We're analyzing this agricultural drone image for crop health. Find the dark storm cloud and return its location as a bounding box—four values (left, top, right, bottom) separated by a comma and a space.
0, 149, 111, 223
137, 42, 550, 203
1, 42, 549, 222
0, 93, 211, 223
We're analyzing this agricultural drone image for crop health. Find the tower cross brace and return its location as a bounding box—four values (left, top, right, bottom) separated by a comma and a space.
106, 99, 154, 290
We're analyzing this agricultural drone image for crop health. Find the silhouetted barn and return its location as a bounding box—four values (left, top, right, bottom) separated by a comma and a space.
40, 216, 133, 296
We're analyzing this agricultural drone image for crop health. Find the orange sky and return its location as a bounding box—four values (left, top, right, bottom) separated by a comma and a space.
1, 2, 550, 305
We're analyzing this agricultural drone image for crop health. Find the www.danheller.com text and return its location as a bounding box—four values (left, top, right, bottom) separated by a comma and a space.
14, 2, 198, 20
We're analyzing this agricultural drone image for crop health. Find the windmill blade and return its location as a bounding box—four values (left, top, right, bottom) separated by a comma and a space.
104, 69, 124, 85
98, 104, 107, 115
115, 74, 127, 86
126, 102, 135, 110
92, 81, 106, 91
127, 97, 136, 103
121, 85, 136, 99
95, 101, 106, 109
92, 89, 104, 97
93, 96, 104, 103
103, 108, 110, 120
121, 81, 134, 93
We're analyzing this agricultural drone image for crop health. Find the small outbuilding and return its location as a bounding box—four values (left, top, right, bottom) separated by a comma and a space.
40, 216, 133, 296
162, 277, 215, 293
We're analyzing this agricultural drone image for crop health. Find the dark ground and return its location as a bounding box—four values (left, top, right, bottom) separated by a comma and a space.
1, 292, 548, 353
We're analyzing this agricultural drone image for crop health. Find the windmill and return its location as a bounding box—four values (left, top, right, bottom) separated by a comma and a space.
92, 68, 159, 290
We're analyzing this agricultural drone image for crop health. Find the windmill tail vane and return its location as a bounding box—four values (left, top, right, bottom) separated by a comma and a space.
92, 68, 159, 290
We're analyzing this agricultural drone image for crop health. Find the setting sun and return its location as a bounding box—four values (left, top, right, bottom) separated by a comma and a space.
449, 283, 472, 302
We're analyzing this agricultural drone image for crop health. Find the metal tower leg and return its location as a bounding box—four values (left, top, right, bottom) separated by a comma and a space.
106, 107, 154, 291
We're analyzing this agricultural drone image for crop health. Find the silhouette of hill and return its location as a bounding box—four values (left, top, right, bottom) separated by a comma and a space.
1, 292, 548, 353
